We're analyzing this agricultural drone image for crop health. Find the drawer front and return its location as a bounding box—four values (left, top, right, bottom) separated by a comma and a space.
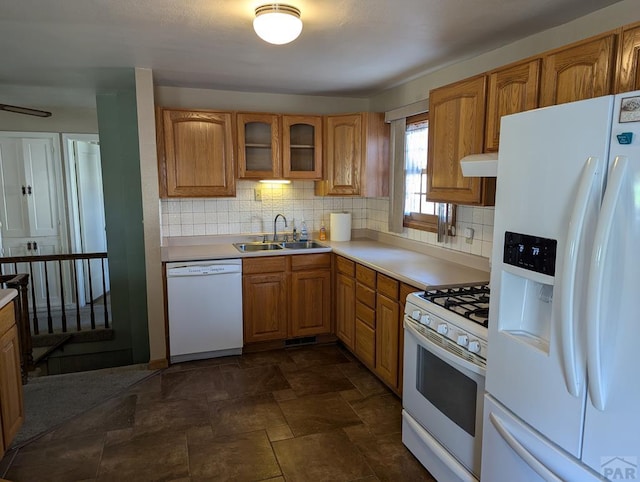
0, 301, 15, 336
335, 255, 355, 276
355, 319, 376, 368
356, 283, 376, 308
291, 253, 331, 271
243, 256, 287, 274
355, 264, 376, 288
355, 300, 375, 328
377, 273, 399, 300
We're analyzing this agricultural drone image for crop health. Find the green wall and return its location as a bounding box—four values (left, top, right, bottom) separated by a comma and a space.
96, 78, 150, 364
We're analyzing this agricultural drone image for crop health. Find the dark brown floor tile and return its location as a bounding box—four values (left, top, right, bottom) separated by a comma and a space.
273, 429, 374, 481
51, 394, 137, 440
97, 428, 189, 481
271, 388, 297, 401
344, 426, 435, 481
188, 430, 281, 481
339, 362, 390, 398
266, 424, 294, 442
161, 365, 229, 401
286, 344, 351, 368
283, 363, 355, 397
349, 393, 402, 436
221, 365, 290, 398
6, 432, 104, 481
135, 396, 210, 433
208, 393, 286, 436
340, 388, 365, 402
237, 349, 295, 368
278, 392, 362, 437
127, 372, 163, 404
164, 355, 241, 372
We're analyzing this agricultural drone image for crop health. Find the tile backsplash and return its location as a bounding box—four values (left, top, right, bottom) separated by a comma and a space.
160, 180, 494, 258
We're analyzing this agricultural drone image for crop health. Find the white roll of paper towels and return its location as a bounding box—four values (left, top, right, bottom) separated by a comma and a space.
330, 212, 351, 241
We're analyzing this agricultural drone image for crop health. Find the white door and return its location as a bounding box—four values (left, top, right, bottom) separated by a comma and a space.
486, 96, 614, 457
581, 92, 640, 478
75, 140, 109, 300
0, 137, 31, 238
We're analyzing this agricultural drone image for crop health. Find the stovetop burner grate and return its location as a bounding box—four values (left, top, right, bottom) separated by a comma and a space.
419, 284, 490, 328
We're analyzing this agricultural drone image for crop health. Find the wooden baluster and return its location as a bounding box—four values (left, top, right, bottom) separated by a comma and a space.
28, 261, 39, 335
58, 259, 67, 332
87, 259, 96, 329
73, 260, 81, 331
101, 257, 109, 329
44, 261, 53, 333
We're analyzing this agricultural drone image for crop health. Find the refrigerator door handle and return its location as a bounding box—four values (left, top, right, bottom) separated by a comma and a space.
586, 155, 628, 411
489, 412, 563, 482
559, 156, 602, 398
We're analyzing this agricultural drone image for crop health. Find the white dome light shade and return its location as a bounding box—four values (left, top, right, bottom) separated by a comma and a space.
253, 4, 303, 45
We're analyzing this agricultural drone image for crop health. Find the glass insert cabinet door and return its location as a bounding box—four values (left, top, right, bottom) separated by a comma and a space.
237, 113, 323, 180
282, 115, 322, 180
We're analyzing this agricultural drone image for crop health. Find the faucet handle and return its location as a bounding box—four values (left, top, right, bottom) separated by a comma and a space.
262, 234, 268, 243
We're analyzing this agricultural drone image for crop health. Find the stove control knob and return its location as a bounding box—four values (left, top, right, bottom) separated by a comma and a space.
420, 314, 431, 326
411, 310, 421, 321
468, 340, 481, 353
437, 324, 448, 335
457, 334, 469, 347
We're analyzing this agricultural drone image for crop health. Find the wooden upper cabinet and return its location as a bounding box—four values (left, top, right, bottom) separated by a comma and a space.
540, 33, 617, 107
282, 115, 323, 179
317, 112, 389, 197
427, 75, 495, 205
237, 113, 281, 179
485, 59, 541, 152
158, 108, 235, 198
617, 23, 640, 93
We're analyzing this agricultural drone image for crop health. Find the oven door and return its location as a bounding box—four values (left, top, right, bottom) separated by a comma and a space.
402, 316, 485, 480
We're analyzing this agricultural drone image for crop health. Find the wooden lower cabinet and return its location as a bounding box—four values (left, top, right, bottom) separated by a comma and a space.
335, 273, 356, 350
243, 271, 289, 343
290, 267, 331, 337
375, 287, 400, 388
0, 300, 24, 457
243, 254, 332, 344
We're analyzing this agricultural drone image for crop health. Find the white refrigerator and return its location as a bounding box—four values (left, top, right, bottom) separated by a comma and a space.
482, 91, 640, 481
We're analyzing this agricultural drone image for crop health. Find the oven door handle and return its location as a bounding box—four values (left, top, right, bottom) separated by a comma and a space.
404, 318, 486, 377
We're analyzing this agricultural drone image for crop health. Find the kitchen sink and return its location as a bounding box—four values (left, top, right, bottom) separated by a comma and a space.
233, 242, 284, 252
233, 240, 327, 253
280, 241, 326, 249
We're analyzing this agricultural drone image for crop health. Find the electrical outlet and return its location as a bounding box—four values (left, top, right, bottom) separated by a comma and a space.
254, 188, 262, 201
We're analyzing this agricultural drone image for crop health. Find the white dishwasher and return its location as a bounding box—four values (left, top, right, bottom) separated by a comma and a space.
166, 259, 243, 363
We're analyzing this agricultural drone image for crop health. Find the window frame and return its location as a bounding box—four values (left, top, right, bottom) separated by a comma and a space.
402, 113, 456, 234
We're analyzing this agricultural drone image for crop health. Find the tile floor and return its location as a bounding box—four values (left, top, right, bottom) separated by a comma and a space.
0, 343, 435, 482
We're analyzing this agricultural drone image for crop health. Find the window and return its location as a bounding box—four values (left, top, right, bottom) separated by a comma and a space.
403, 113, 454, 233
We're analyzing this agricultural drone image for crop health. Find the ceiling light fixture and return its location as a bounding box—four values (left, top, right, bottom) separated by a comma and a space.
253, 4, 303, 45
0, 104, 52, 118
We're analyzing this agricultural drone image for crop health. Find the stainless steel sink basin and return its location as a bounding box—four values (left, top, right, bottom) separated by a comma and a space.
233, 242, 284, 252
280, 241, 326, 249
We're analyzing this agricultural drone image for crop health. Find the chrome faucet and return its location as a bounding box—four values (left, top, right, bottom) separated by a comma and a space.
273, 213, 288, 241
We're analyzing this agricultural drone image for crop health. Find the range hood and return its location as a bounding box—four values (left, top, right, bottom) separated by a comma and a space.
460, 153, 498, 177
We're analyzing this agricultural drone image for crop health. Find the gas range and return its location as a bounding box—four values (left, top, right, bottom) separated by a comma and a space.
404, 284, 490, 361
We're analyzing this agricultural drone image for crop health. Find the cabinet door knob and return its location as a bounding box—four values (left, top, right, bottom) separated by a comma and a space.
22, 186, 26, 195
27, 242, 32, 250
33, 241, 38, 251
27, 185, 32, 195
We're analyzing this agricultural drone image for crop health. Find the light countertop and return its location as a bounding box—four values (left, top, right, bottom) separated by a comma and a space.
0, 289, 18, 309
162, 233, 490, 289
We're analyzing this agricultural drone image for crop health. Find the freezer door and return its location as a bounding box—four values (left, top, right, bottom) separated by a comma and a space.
481, 395, 606, 482
581, 91, 640, 478
486, 96, 614, 457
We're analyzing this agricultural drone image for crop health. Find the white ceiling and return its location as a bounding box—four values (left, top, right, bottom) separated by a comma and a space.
0, 0, 624, 106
